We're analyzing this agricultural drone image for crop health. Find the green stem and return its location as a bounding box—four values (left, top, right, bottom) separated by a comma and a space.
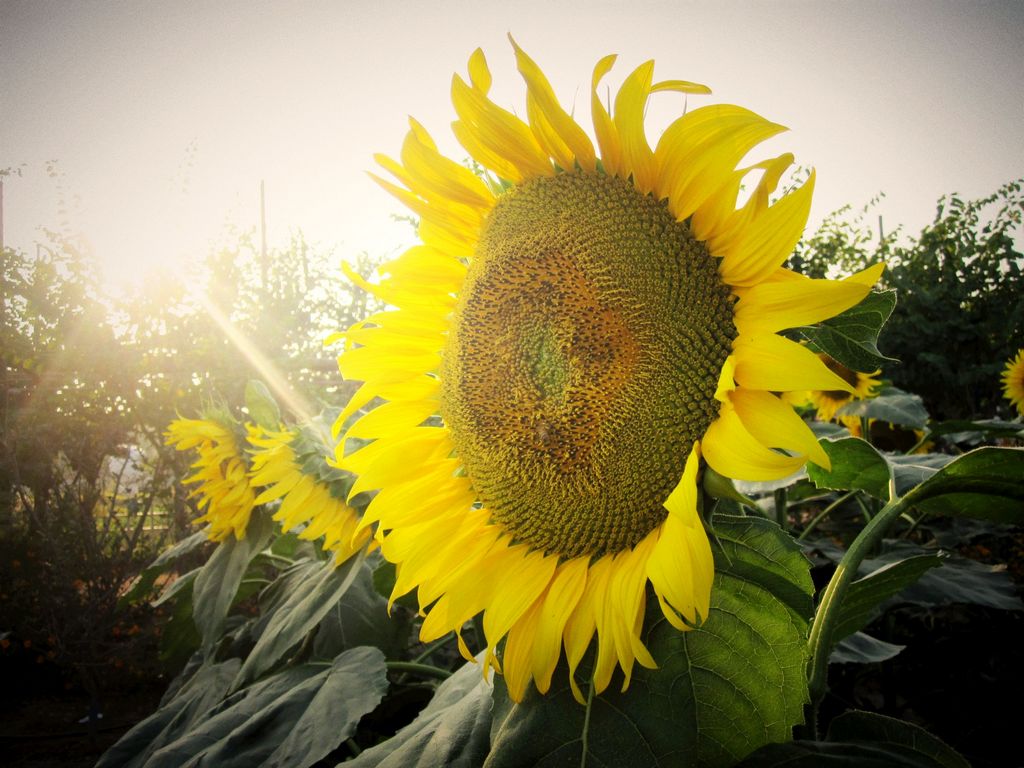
412, 632, 454, 664
774, 487, 788, 529
797, 490, 859, 541
854, 494, 873, 525
259, 552, 296, 568
905, 433, 930, 455
580, 677, 595, 768
386, 661, 452, 681
805, 481, 907, 734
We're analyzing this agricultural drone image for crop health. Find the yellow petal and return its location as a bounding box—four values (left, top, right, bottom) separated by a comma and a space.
732, 333, 855, 393
655, 105, 786, 220
503, 595, 544, 702
531, 557, 588, 694
451, 74, 552, 180
346, 399, 437, 440
730, 388, 830, 469
467, 47, 492, 93
510, 36, 596, 172
702, 402, 806, 481
483, 546, 557, 646
613, 61, 657, 191
718, 170, 816, 288
591, 54, 621, 177
734, 263, 883, 336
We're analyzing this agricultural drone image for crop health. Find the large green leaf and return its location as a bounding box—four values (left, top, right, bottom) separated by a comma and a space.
806, 438, 890, 498
903, 446, 1024, 523
860, 542, 1023, 612
144, 647, 387, 768
231, 548, 366, 692
313, 559, 411, 661
799, 289, 898, 372
837, 388, 929, 430
192, 509, 274, 650
925, 418, 1024, 442
830, 631, 905, 664
485, 515, 814, 768
834, 554, 944, 642
97, 660, 242, 768
345, 653, 494, 768
887, 454, 952, 496
736, 710, 970, 767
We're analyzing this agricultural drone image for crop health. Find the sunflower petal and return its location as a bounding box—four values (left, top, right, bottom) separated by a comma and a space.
511, 36, 597, 172
733, 333, 856, 393
703, 402, 806, 480
730, 388, 830, 469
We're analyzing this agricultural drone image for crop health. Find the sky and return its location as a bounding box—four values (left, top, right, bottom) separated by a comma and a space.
1, 0, 1022, 286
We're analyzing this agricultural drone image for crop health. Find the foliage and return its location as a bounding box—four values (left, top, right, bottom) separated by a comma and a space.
791, 179, 1024, 419
5, 178, 1022, 766
0, 224, 382, 711
102, 336, 1023, 768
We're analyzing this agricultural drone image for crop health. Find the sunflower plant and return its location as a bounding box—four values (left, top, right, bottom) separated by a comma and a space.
104, 42, 1023, 768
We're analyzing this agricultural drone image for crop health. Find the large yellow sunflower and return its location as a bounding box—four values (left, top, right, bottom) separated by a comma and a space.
165, 417, 257, 542
1003, 348, 1024, 416
805, 353, 882, 428
334, 40, 882, 703
249, 426, 371, 560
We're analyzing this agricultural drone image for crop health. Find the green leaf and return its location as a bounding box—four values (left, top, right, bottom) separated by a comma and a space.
799, 289, 898, 372
834, 554, 944, 642
830, 631, 905, 664
487, 516, 813, 767
231, 549, 366, 692
144, 648, 387, 768
737, 710, 970, 767
192, 509, 275, 650
925, 418, 1024, 442
97, 660, 242, 768
837, 387, 929, 430
157, 576, 202, 666
120, 531, 209, 606
345, 653, 494, 768
712, 515, 815, 620
806, 438, 890, 498
313, 559, 411, 661
245, 379, 281, 430
887, 454, 952, 496
861, 543, 1023, 612
903, 446, 1024, 524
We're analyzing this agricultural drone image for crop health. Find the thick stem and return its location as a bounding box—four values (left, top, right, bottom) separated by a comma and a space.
805, 483, 907, 733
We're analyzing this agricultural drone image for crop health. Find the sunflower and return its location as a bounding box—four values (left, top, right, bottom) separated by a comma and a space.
1003, 348, 1024, 416
165, 417, 257, 541
334, 40, 883, 703
805, 353, 882, 429
249, 426, 371, 560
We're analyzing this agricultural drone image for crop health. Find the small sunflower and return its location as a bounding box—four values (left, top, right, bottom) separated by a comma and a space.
806, 354, 882, 429
249, 426, 371, 560
1003, 349, 1024, 416
335, 40, 882, 702
166, 417, 257, 541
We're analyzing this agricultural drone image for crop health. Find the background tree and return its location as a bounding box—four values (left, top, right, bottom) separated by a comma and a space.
791, 178, 1024, 420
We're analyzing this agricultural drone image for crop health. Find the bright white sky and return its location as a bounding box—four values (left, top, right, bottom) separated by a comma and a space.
2, 0, 1022, 286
